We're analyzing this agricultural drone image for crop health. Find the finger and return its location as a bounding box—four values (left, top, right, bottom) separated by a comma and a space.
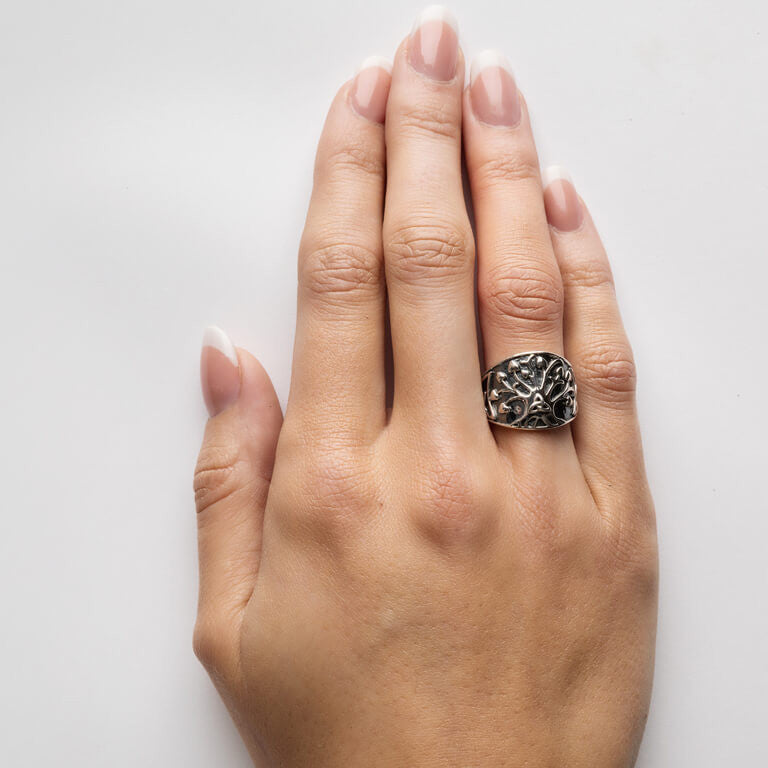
542, 169, 648, 509
290, 60, 391, 443
194, 327, 282, 678
382, 9, 484, 432
463, 51, 570, 458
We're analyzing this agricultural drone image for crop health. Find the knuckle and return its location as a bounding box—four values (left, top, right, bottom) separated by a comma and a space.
481, 263, 563, 327
603, 508, 658, 595
300, 242, 382, 299
515, 477, 574, 550
318, 141, 384, 181
386, 223, 473, 285
192, 616, 229, 674
410, 453, 491, 544
194, 443, 248, 516
622, 541, 659, 597
307, 451, 366, 507
282, 447, 375, 532
396, 101, 459, 140
578, 344, 637, 400
559, 259, 615, 290
474, 151, 540, 188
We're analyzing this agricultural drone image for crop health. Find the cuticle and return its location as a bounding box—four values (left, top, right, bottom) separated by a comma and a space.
549, 213, 587, 236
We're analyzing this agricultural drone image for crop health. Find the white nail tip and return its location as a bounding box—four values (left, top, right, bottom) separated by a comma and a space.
202, 326, 238, 367
412, 5, 459, 35
470, 50, 514, 86
541, 165, 573, 189
356, 56, 392, 75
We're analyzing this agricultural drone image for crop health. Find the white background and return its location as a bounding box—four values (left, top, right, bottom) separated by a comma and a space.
1, 0, 766, 765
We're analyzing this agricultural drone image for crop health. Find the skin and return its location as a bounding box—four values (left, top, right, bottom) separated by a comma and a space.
193, 25, 657, 768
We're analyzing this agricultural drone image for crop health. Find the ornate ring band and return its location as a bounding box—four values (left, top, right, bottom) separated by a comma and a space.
482, 352, 578, 430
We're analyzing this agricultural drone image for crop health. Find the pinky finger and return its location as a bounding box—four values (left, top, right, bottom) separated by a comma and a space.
193, 327, 282, 679
543, 168, 650, 514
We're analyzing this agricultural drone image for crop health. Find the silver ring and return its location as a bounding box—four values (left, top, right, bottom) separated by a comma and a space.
482, 352, 577, 430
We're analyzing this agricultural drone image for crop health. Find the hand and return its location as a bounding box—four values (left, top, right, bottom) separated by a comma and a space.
193, 8, 657, 767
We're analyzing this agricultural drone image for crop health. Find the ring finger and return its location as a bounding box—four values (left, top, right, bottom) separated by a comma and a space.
463, 51, 572, 459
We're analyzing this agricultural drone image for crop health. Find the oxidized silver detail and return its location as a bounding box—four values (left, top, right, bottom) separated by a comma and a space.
482, 352, 577, 429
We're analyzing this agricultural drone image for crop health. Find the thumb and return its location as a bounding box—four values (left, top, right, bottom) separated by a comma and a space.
193, 326, 282, 677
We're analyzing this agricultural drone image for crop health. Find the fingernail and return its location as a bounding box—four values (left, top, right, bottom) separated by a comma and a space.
542, 166, 584, 232
350, 56, 392, 123
408, 5, 459, 81
201, 326, 240, 416
470, 50, 521, 127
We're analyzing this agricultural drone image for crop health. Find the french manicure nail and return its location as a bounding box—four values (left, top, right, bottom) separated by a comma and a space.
201, 326, 240, 417
408, 5, 459, 81
542, 167, 584, 232
350, 56, 392, 123
470, 50, 521, 127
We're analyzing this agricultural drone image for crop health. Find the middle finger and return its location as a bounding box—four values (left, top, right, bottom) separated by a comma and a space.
383, 8, 484, 433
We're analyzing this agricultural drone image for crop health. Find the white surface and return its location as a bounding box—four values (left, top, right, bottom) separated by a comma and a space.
357, 56, 393, 75
202, 326, 238, 367
541, 164, 573, 189
412, 4, 459, 34
470, 49, 515, 85
1, 1, 766, 765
